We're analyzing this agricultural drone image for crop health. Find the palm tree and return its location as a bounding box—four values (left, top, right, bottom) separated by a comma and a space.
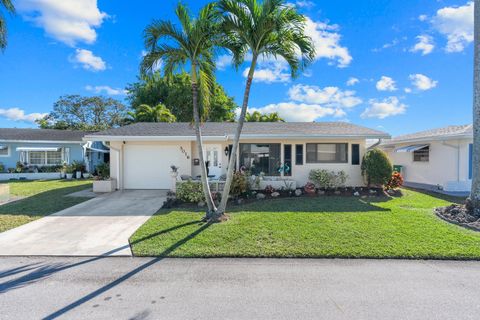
141, 3, 219, 214
135, 103, 176, 123
215, 0, 315, 217
0, 0, 15, 51
245, 111, 285, 122
471, 0, 480, 212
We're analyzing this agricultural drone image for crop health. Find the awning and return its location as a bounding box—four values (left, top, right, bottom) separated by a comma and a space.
394, 144, 429, 153
16, 147, 61, 152
86, 147, 110, 153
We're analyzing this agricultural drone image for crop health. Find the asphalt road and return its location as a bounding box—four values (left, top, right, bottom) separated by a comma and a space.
1, 257, 480, 320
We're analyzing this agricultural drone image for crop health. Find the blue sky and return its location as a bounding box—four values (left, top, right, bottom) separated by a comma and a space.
0, 0, 474, 136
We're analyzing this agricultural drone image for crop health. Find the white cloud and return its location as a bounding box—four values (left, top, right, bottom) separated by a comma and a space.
373, 38, 400, 52
248, 103, 345, 122
0, 108, 47, 123
85, 85, 126, 96
294, 0, 315, 9
305, 18, 352, 68
17, 0, 107, 46
71, 49, 106, 71
404, 88, 412, 93
410, 35, 434, 55
418, 14, 428, 22
409, 74, 438, 91
216, 54, 232, 70
244, 58, 290, 83
361, 97, 406, 119
346, 77, 359, 86
431, 1, 473, 52
288, 84, 362, 108
376, 76, 397, 91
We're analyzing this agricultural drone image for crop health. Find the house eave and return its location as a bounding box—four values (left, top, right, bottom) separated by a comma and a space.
0, 139, 85, 144
381, 133, 472, 147
84, 133, 391, 142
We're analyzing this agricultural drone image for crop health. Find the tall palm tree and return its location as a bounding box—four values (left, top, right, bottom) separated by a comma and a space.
141, 3, 219, 214
471, 0, 480, 212
215, 0, 315, 217
0, 0, 15, 51
135, 103, 176, 123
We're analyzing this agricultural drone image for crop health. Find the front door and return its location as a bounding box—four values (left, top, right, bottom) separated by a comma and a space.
204, 144, 222, 178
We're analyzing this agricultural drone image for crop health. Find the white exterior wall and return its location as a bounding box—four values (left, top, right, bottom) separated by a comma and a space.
191, 138, 367, 188
384, 139, 472, 192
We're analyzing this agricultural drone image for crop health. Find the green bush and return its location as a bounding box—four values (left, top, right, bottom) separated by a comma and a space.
309, 169, 349, 189
361, 148, 393, 186
0, 163, 4, 173
230, 172, 248, 197
176, 180, 205, 203
96, 162, 110, 180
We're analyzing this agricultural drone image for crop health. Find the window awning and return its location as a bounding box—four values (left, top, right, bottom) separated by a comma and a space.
394, 144, 429, 153
16, 147, 61, 152
86, 147, 110, 153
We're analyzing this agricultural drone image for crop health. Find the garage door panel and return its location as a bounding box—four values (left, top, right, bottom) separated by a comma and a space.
124, 144, 183, 189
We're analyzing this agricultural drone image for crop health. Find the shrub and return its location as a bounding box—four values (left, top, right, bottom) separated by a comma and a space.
264, 184, 275, 194
361, 148, 393, 186
230, 172, 248, 197
304, 182, 316, 194
0, 163, 4, 173
16, 162, 25, 173
71, 160, 85, 173
309, 169, 349, 189
96, 162, 110, 180
176, 180, 204, 203
385, 171, 404, 190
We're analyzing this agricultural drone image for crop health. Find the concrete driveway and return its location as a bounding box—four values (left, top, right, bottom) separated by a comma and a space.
0, 190, 166, 256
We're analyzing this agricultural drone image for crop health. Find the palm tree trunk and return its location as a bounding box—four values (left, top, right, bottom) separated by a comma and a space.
216, 57, 258, 216
191, 66, 216, 214
471, 0, 480, 212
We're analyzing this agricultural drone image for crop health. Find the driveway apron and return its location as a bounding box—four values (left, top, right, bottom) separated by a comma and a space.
0, 190, 166, 256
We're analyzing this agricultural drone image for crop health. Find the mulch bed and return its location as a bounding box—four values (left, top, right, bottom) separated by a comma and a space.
435, 204, 480, 232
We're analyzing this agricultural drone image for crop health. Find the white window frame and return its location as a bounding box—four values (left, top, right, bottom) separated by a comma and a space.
0, 146, 10, 157
26, 149, 64, 166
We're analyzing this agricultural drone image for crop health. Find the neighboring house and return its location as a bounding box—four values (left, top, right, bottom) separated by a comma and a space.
84, 122, 390, 190
0, 128, 109, 178
380, 124, 473, 192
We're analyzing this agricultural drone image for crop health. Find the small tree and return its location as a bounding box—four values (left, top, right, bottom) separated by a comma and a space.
361, 149, 393, 187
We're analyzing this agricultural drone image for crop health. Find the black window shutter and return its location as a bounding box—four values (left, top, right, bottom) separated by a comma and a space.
352, 144, 360, 165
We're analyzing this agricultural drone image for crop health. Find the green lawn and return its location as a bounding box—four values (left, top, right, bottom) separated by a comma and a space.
0, 180, 92, 232
130, 189, 480, 259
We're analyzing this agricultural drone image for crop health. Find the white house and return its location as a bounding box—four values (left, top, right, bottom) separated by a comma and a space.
84, 122, 389, 190
380, 124, 473, 192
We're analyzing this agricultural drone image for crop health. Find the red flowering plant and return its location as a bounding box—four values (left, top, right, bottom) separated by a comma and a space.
385, 171, 404, 191
304, 182, 316, 195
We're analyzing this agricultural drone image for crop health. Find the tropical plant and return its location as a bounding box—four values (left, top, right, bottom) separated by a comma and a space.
230, 171, 248, 198
0, 0, 15, 52
126, 72, 237, 121
385, 171, 404, 191
141, 3, 220, 216
129, 103, 176, 123
361, 149, 393, 187
216, 0, 315, 218
0, 162, 4, 173
471, 1, 480, 213
176, 180, 205, 203
245, 111, 284, 122
96, 162, 110, 180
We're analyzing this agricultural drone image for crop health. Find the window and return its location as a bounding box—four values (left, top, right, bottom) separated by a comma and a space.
239, 143, 281, 176
27, 150, 63, 165
295, 144, 303, 165
413, 146, 429, 162
352, 144, 360, 165
284, 144, 292, 176
306, 143, 348, 163
0, 146, 8, 156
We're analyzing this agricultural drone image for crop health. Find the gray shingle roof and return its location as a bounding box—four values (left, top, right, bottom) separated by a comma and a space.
87, 122, 389, 139
0, 128, 88, 142
387, 124, 472, 143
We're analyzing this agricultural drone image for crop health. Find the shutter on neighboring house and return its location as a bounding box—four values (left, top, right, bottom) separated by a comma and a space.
64, 148, 70, 164
352, 144, 360, 165
19, 151, 27, 163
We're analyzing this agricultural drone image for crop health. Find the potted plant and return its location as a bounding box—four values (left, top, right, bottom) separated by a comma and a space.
65, 164, 74, 180
93, 162, 116, 193
72, 161, 85, 179
304, 182, 316, 195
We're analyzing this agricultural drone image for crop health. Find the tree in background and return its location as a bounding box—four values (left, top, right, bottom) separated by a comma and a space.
215, 0, 315, 218
36, 95, 127, 131
127, 103, 176, 123
0, 0, 15, 51
126, 72, 237, 122
141, 3, 220, 215
245, 111, 285, 122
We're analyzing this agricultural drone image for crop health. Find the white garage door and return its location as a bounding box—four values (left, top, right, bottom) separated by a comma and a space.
123, 144, 182, 189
